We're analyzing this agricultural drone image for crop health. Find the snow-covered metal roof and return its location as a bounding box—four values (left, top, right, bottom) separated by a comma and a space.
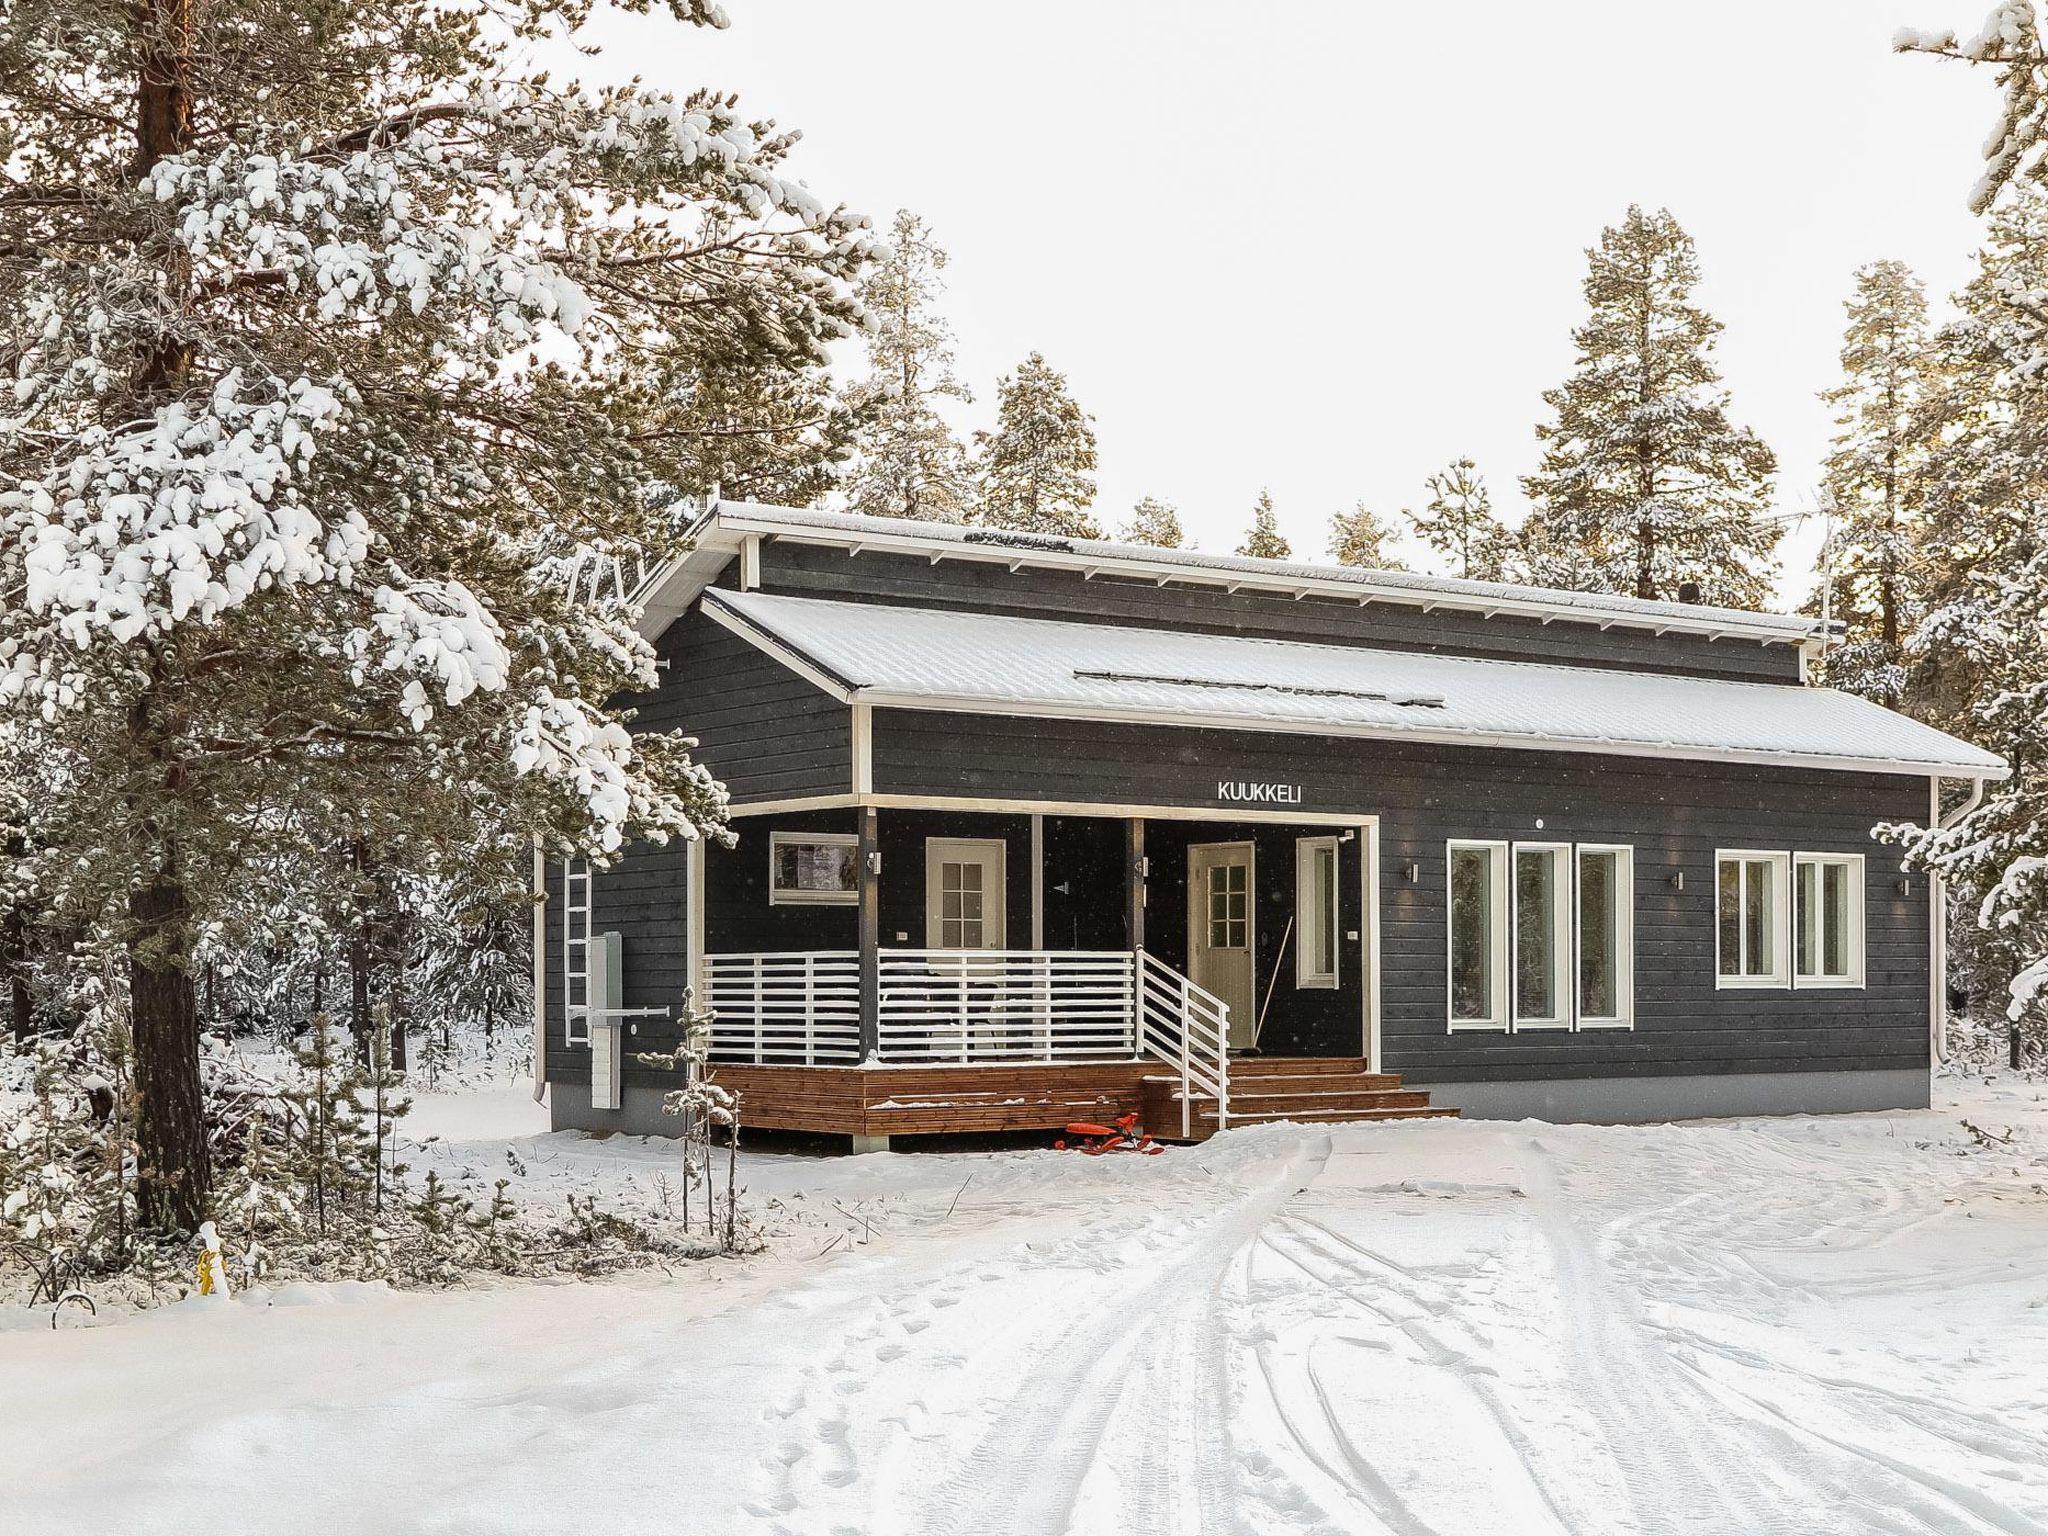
702, 589, 2008, 780
643, 500, 1834, 649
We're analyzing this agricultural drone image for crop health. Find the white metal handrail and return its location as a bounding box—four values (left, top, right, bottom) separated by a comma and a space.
1135, 949, 1233, 1138
703, 951, 861, 1065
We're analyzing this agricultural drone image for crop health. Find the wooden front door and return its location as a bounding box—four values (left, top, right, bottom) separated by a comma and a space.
1188, 841, 1257, 1048
925, 838, 1007, 950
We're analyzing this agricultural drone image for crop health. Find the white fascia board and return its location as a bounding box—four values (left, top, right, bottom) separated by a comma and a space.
710, 512, 1821, 648
851, 688, 2011, 782
698, 593, 857, 701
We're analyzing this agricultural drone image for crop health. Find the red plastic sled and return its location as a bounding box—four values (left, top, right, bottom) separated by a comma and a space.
1059, 1112, 1165, 1155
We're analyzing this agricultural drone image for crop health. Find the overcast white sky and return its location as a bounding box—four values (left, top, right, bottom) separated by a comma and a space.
582, 0, 2003, 606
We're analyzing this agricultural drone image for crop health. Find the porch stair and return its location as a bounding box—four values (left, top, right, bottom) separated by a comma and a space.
1140, 1056, 1458, 1143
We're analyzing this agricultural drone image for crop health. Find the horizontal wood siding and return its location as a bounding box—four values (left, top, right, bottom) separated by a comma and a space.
745, 539, 1805, 685
869, 708, 1931, 1084
641, 604, 851, 805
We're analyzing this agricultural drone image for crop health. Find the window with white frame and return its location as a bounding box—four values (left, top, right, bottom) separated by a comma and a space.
1295, 837, 1340, 989
1576, 845, 1634, 1027
1795, 853, 1865, 988
768, 831, 860, 905
1716, 850, 1791, 988
562, 858, 592, 1045
1448, 840, 1510, 1029
1448, 839, 1637, 1031
1513, 843, 1572, 1029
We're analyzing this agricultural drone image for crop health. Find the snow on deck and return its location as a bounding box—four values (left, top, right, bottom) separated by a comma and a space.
5, 1075, 2047, 1534
706, 588, 2008, 778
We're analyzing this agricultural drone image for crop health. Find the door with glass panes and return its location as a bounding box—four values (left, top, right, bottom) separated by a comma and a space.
1188, 842, 1257, 1048
924, 838, 1007, 949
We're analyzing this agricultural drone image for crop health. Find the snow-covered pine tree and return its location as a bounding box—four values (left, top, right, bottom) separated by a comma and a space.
1522, 206, 1780, 606
0, 0, 851, 1228
842, 211, 974, 522
1237, 491, 1292, 560
1407, 459, 1519, 582
1122, 497, 1185, 549
973, 352, 1101, 537
1815, 261, 1941, 705
1896, 4, 2048, 215
1327, 503, 1405, 570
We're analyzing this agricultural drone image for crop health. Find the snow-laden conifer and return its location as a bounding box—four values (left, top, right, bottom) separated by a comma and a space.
1522, 206, 1780, 606
1236, 490, 1291, 560
1327, 503, 1405, 570
973, 352, 1100, 537
1406, 459, 1518, 582
1815, 261, 1941, 705
843, 211, 974, 521
0, 0, 867, 1228
1122, 497, 1185, 549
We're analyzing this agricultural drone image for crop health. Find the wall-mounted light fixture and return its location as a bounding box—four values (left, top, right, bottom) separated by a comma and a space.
1404, 861, 1421, 884
1672, 870, 1685, 892
1897, 877, 1912, 897
866, 851, 883, 875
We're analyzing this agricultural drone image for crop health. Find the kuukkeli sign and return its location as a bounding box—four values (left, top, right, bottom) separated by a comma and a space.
1215, 780, 1304, 805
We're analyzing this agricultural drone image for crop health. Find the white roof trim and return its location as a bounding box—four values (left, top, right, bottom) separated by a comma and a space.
699, 589, 2008, 782
642, 500, 1834, 649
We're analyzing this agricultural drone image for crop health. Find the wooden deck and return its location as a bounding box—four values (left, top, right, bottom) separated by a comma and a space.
710, 1057, 1452, 1143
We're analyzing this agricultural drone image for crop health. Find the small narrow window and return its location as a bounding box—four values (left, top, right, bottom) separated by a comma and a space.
1513, 843, 1572, 1029
1716, 850, 1790, 988
1295, 837, 1340, 989
769, 831, 860, 906
1447, 841, 1509, 1030
1576, 845, 1634, 1028
1795, 853, 1865, 988
562, 858, 592, 1046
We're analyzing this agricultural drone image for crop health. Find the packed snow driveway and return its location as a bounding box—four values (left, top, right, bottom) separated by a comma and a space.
5, 1079, 2047, 1535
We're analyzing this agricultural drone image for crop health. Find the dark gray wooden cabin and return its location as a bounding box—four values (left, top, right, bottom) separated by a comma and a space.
535, 502, 2007, 1146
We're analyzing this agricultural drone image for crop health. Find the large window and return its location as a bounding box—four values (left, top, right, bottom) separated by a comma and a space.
1449, 839, 1636, 1032
1575, 845, 1634, 1028
1448, 841, 1510, 1029
1795, 853, 1865, 988
769, 831, 860, 906
1295, 837, 1340, 989
1513, 843, 1571, 1029
1716, 851, 1790, 988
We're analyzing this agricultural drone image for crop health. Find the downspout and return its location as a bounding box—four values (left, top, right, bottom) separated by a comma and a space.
1929, 776, 1987, 1065
532, 837, 548, 1103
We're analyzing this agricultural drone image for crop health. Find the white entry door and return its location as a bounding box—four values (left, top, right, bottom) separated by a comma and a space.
1188, 841, 1257, 1048
925, 838, 1007, 950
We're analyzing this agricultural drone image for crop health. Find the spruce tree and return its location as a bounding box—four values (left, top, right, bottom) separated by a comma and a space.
1522, 206, 1780, 606
1407, 459, 1518, 582
0, 0, 845, 1228
1122, 497, 1185, 549
1327, 503, 1405, 569
973, 352, 1100, 537
1816, 260, 1940, 704
842, 211, 974, 522
1236, 491, 1292, 560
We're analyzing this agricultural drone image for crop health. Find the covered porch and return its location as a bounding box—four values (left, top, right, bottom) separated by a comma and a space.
691, 801, 1430, 1143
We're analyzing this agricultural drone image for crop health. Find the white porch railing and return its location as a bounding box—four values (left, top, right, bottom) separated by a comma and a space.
1135, 949, 1232, 1138
701, 948, 1232, 1134
877, 949, 1136, 1062
704, 951, 862, 1064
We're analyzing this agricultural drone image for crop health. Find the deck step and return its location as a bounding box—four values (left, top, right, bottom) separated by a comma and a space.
1138, 1055, 1456, 1141
1195, 1105, 1459, 1126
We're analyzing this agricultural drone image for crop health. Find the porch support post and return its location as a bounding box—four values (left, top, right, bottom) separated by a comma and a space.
1030, 813, 1045, 950
857, 805, 881, 1063
1124, 817, 1146, 953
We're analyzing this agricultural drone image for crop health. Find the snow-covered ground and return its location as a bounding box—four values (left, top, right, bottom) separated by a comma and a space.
6, 1074, 2047, 1535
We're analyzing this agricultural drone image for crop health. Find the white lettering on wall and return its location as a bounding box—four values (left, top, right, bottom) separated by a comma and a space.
1215, 780, 1304, 805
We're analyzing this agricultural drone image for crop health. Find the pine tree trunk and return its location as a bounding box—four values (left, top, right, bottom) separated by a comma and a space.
128, 872, 209, 1231
2, 902, 30, 1044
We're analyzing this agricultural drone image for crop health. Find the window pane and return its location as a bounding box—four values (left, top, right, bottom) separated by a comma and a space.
1823, 862, 1848, 976
1305, 844, 1336, 978
1579, 850, 1617, 1018
1450, 847, 1497, 1021
1796, 860, 1818, 977
1718, 859, 1741, 976
1744, 859, 1775, 976
1516, 848, 1560, 1018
